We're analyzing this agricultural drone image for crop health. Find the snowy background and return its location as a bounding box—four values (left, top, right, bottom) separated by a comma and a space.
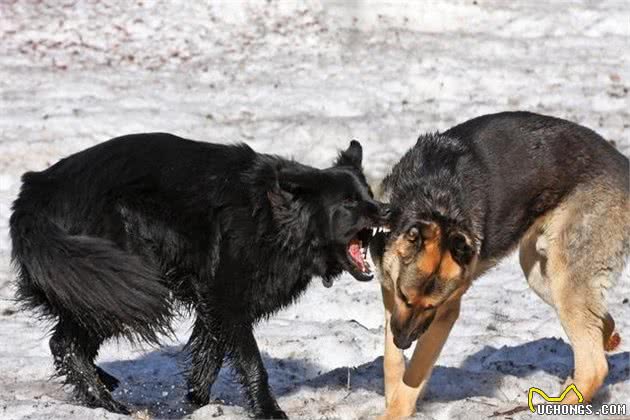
0, 1, 629, 419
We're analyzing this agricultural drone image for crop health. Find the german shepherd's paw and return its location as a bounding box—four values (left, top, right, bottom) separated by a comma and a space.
605, 331, 621, 352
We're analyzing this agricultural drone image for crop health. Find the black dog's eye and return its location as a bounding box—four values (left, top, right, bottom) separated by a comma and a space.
342, 198, 357, 208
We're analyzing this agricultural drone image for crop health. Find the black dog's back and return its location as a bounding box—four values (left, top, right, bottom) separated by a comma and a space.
30, 133, 256, 212
10, 134, 255, 343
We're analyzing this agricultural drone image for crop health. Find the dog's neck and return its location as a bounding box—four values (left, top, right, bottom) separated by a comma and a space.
381, 133, 486, 249
246, 155, 324, 249
244, 155, 332, 281
386, 173, 484, 251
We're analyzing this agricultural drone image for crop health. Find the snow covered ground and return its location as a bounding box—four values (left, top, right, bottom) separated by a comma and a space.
0, 1, 628, 419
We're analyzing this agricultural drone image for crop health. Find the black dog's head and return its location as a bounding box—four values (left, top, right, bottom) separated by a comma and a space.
266, 141, 391, 286
320, 141, 392, 284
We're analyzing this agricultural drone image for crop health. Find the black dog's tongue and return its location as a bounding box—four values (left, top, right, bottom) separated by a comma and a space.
322, 277, 334, 288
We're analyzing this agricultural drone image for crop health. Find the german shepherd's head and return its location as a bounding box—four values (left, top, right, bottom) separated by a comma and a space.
371, 208, 478, 349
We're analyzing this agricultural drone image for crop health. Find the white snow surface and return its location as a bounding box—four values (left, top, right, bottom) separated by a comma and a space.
0, 1, 629, 419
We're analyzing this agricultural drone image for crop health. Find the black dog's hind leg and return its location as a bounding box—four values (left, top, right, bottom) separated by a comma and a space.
49, 319, 128, 414
185, 316, 226, 405
95, 366, 120, 392
230, 326, 287, 419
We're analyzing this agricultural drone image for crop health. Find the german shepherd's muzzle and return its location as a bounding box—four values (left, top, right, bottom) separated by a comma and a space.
373, 218, 475, 349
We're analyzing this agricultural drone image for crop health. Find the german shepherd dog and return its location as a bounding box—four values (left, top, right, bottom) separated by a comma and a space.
370, 112, 629, 418
10, 133, 390, 418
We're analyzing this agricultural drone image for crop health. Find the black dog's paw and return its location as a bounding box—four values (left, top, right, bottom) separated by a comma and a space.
96, 367, 120, 392
186, 389, 210, 406
271, 409, 289, 419
82, 394, 130, 415
253, 408, 288, 419
106, 400, 131, 415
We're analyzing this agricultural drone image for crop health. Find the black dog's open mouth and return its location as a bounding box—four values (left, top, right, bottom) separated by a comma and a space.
346, 227, 374, 281
343, 225, 391, 282
324, 226, 389, 288
323, 201, 393, 288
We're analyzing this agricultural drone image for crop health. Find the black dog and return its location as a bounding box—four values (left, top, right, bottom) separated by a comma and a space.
10, 133, 389, 418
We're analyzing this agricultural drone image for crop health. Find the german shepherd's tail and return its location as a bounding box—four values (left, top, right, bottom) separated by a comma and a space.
10, 180, 172, 343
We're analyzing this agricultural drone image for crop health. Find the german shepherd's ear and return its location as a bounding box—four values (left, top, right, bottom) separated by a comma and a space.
448, 231, 475, 265
334, 140, 363, 169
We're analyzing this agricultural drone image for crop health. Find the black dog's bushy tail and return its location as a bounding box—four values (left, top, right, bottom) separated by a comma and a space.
10, 206, 172, 344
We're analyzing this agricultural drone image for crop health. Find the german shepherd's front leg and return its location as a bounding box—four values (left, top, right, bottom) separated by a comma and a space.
230, 325, 287, 419
382, 286, 405, 406
381, 298, 461, 419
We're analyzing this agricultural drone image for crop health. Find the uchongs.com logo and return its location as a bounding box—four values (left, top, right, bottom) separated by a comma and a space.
527, 384, 627, 416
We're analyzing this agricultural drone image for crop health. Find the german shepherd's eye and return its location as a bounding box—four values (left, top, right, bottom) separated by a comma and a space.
398, 287, 412, 308
342, 197, 357, 208
406, 226, 420, 242
450, 233, 474, 265
424, 278, 437, 295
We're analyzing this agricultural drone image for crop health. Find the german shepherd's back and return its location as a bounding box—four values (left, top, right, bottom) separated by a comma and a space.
385, 111, 628, 261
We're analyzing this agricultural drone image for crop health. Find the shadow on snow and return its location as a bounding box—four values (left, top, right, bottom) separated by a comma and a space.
97, 337, 629, 418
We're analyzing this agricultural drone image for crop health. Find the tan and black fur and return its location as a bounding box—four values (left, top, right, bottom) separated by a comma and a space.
370, 111, 630, 418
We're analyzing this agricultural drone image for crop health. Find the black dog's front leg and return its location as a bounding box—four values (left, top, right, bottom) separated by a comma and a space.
230, 326, 287, 419
185, 315, 226, 406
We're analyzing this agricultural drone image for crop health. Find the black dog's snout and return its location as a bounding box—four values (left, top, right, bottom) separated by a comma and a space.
378, 204, 393, 222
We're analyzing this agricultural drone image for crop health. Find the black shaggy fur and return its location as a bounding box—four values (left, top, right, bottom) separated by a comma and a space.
10, 133, 389, 418
380, 111, 628, 262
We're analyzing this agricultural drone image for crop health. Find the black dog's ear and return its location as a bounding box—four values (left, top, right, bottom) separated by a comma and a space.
266, 180, 293, 212
448, 231, 475, 266
267, 166, 319, 210
277, 167, 321, 195
334, 140, 363, 169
